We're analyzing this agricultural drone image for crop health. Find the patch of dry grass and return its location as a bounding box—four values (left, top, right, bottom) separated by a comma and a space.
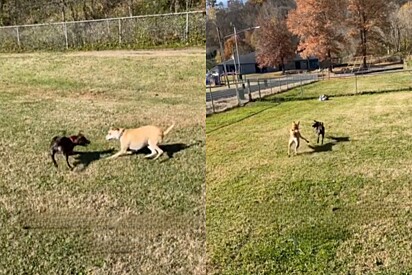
0, 49, 205, 274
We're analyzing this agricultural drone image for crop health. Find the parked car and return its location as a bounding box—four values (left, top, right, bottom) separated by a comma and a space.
206, 71, 221, 86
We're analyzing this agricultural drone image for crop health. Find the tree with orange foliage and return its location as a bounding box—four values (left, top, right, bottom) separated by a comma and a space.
223, 36, 237, 60
223, 33, 255, 60
255, 17, 295, 74
287, 0, 347, 72
347, 0, 393, 68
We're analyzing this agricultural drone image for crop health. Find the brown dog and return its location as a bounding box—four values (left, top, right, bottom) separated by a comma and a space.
288, 121, 309, 156
105, 123, 175, 160
50, 132, 91, 169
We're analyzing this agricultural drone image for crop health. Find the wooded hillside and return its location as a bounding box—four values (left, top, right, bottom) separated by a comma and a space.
206, 0, 412, 70
0, 0, 205, 25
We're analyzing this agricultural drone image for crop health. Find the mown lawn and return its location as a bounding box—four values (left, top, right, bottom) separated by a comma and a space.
206, 73, 412, 274
268, 70, 412, 101
0, 49, 205, 274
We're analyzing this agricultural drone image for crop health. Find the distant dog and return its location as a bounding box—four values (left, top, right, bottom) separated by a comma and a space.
288, 121, 309, 156
319, 94, 329, 101
105, 123, 175, 160
312, 120, 325, 145
50, 132, 91, 170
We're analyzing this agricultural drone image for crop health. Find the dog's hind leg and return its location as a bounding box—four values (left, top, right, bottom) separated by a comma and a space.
65, 154, 73, 170
51, 149, 58, 168
152, 145, 164, 160
295, 139, 300, 155
288, 140, 293, 156
144, 145, 157, 159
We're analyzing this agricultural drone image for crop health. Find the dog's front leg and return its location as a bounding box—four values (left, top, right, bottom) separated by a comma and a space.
300, 134, 309, 144
317, 134, 320, 144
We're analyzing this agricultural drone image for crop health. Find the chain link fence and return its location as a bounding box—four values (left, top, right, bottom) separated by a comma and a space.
206, 73, 319, 115
0, 11, 205, 51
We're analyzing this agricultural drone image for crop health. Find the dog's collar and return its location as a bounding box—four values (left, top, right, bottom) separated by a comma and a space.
118, 129, 125, 139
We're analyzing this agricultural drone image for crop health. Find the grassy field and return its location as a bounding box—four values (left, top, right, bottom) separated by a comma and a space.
267, 70, 412, 101
0, 49, 205, 274
206, 73, 412, 274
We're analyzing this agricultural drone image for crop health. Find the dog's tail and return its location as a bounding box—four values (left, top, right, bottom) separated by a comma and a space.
163, 123, 175, 136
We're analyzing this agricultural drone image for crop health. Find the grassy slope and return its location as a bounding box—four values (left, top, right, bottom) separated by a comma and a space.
0, 50, 205, 274
207, 74, 412, 274
268, 71, 412, 101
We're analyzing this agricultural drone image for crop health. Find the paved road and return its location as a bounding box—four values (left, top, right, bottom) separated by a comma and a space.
206, 74, 318, 102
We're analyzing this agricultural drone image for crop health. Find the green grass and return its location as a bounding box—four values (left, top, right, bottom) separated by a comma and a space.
0, 49, 205, 274
266, 71, 412, 102
206, 74, 412, 274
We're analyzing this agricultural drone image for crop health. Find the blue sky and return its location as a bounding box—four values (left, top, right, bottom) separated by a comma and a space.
218, 0, 228, 6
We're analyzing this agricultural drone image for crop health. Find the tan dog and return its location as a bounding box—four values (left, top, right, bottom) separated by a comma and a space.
105, 123, 175, 160
288, 121, 309, 156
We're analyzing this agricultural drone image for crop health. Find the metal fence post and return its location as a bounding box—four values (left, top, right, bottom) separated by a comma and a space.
63, 22, 68, 49
355, 74, 358, 93
247, 79, 252, 102
209, 86, 215, 113
16, 27, 21, 48
106, 20, 110, 35
270, 79, 273, 94
258, 79, 262, 100
185, 12, 189, 42
118, 19, 122, 44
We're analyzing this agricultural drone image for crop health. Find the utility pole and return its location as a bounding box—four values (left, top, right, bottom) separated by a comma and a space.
216, 25, 231, 88
233, 25, 241, 79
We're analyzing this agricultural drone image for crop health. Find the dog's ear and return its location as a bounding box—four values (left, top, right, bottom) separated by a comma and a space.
297, 121, 300, 126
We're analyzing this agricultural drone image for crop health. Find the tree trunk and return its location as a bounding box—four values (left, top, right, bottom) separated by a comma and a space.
327, 49, 333, 72
61, 0, 67, 22
0, 0, 4, 26
361, 29, 367, 69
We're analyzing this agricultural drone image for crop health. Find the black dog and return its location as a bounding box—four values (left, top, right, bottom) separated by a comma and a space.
312, 120, 325, 145
50, 132, 90, 170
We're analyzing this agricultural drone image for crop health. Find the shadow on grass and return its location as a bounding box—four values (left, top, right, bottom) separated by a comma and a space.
72, 142, 199, 170
72, 149, 115, 171
302, 136, 350, 155
134, 143, 193, 159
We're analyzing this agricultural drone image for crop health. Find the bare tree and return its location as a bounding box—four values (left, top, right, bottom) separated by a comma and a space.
347, 0, 393, 68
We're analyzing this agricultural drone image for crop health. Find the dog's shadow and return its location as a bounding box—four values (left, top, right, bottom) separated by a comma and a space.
72, 149, 115, 170
133, 143, 191, 159
302, 136, 350, 155
72, 142, 198, 170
